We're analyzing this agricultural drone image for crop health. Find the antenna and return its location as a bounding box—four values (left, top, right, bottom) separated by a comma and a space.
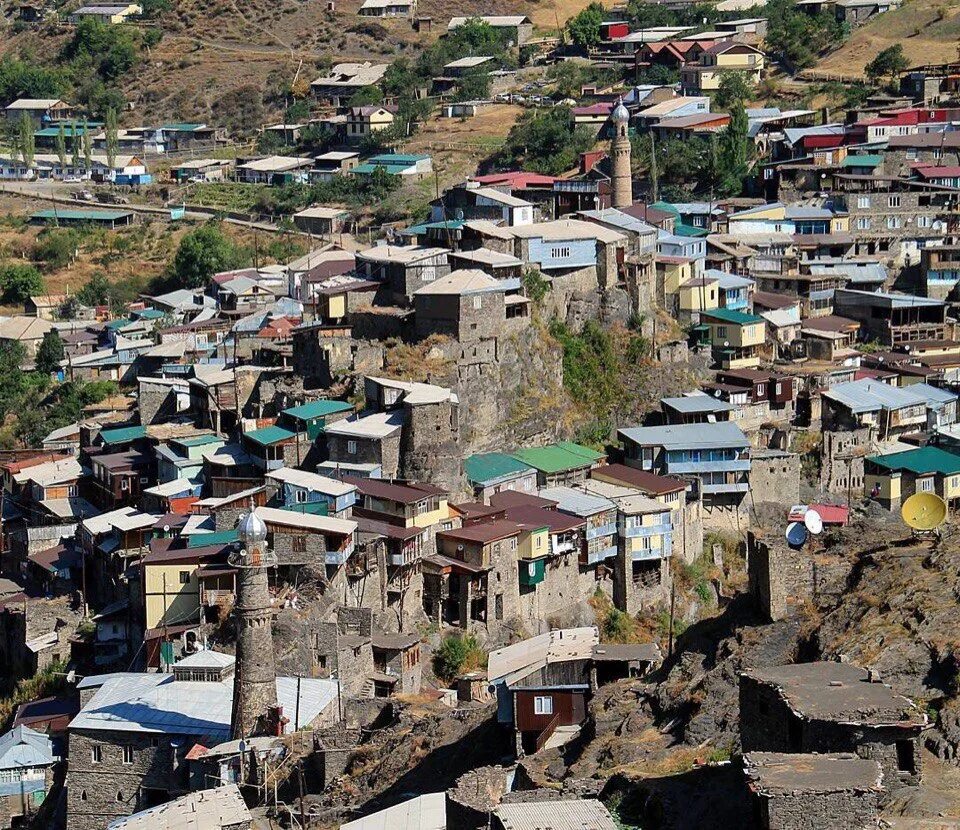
901, 492, 947, 535
785, 521, 808, 547
803, 508, 823, 535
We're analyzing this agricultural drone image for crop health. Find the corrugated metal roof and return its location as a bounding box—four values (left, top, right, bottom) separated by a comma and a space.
494, 799, 618, 830
243, 425, 297, 446
661, 393, 736, 414
538, 486, 614, 517
618, 421, 749, 450
0, 725, 54, 771
823, 380, 956, 414
107, 784, 251, 830
340, 793, 446, 830
464, 452, 533, 485
282, 399, 352, 421
512, 442, 604, 474
99, 424, 148, 444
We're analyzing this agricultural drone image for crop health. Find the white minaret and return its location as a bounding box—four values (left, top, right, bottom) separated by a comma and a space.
610, 99, 632, 209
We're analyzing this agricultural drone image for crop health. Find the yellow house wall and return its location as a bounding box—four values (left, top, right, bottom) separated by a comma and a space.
519, 527, 549, 559
144, 564, 199, 630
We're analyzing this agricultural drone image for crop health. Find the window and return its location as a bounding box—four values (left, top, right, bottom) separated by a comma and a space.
292, 535, 308, 553
91, 746, 102, 763
116, 791, 124, 802
178, 570, 190, 584
68, 485, 78, 497
472, 295, 482, 310
857, 217, 871, 230
533, 695, 553, 715
295, 489, 307, 503
122, 746, 134, 764
120, 479, 129, 491
80, 791, 87, 802
549, 246, 571, 259
887, 216, 901, 229
716, 326, 727, 338
919, 477, 934, 492
140, 476, 149, 484
346, 440, 357, 454
917, 215, 932, 228
857, 196, 871, 209
888, 195, 901, 208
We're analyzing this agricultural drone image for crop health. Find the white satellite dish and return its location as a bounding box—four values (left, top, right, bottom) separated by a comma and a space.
803, 509, 823, 535
785, 522, 808, 547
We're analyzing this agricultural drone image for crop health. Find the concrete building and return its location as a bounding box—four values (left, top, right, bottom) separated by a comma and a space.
739, 662, 928, 792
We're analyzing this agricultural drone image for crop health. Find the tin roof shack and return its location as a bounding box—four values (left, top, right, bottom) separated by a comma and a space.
266, 467, 357, 517
743, 752, 882, 830
739, 662, 928, 793
833, 289, 949, 347
464, 453, 538, 502
0, 724, 56, 828
618, 421, 751, 520
66, 656, 338, 830
355, 244, 450, 307
488, 627, 598, 757
864, 445, 960, 511
821, 379, 957, 438
511, 442, 604, 487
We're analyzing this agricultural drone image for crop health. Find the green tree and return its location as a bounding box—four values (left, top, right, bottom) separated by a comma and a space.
35, 330, 64, 375
76, 273, 110, 306
493, 106, 594, 175
432, 634, 484, 683
82, 120, 92, 170
0, 263, 43, 304
70, 122, 81, 171
55, 123, 67, 167
717, 103, 750, 197
764, 0, 846, 71
715, 71, 753, 109
171, 223, 249, 289
104, 107, 119, 170
865, 44, 908, 84
567, 2, 604, 49
18, 113, 34, 170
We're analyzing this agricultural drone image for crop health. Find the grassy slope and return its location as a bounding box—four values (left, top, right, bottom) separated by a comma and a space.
815, 0, 960, 76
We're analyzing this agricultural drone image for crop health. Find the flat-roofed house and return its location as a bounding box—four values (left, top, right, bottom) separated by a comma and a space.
311, 63, 389, 106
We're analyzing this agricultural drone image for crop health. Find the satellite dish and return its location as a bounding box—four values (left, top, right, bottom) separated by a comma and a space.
785, 522, 808, 547
901, 492, 948, 532
804, 509, 823, 535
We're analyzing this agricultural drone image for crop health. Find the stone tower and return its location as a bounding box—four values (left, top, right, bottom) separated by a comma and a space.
229, 507, 279, 740
610, 99, 632, 209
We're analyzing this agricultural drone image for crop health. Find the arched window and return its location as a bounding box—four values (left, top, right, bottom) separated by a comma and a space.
80, 791, 87, 801
116, 791, 123, 802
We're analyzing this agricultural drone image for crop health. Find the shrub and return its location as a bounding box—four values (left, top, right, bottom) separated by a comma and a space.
0, 263, 43, 303
432, 634, 484, 683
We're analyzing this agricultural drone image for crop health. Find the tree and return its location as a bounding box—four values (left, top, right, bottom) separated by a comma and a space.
0, 263, 43, 304
104, 107, 119, 170
717, 103, 750, 197
715, 71, 753, 109
82, 120, 92, 170
33, 230, 79, 269
492, 107, 595, 175
55, 123, 67, 167
70, 122, 81, 171
567, 2, 604, 49
171, 223, 249, 289
18, 113, 34, 170
865, 44, 908, 84
76, 273, 110, 306
35, 331, 64, 375
432, 634, 484, 683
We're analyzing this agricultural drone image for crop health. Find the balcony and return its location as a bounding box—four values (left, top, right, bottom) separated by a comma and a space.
583, 544, 617, 566
666, 459, 750, 475
519, 558, 545, 587
620, 519, 672, 538
702, 481, 750, 494
585, 521, 617, 541
325, 538, 355, 566
550, 536, 578, 556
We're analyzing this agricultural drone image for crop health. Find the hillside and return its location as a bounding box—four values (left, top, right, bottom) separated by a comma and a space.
813, 0, 960, 76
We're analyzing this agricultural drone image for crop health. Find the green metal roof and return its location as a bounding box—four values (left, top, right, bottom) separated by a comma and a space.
867, 446, 960, 476
368, 154, 429, 163
162, 123, 205, 131
34, 124, 96, 137
674, 222, 709, 238
135, 308, 165, 320
464, 452, 532, 485
701, 308, 765, 325
840, 154, 883, 168
279, 501, 329, 516
99, 424, 147, 444
282, 399, 353, 421
104, 318, 131, 330
186, 529, 239, 548
177, 434, 222, 448
512, 442, 604, 474
243, 425, 297, 446
32, 209, 132, 221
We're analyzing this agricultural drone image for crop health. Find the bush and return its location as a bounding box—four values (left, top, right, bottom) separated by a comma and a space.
0, 263, 43, 304
171, 223, 249, 289
32, 229, 79, 269
432, 634, 485, 683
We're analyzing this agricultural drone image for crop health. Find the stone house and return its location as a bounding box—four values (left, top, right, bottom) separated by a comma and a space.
371, 631, 422, 696
832, 290, 949, 346
85, 450, 153, 511
821, 379, 957, 438
0, 592, 81, 691
739, 662, 928, 792
354, 244, 450, 307
0, 725, 56, 829
66, 654, 338, 830
324, 411, 405, 477
413, 269, 512, 342
253, 505, 357, 571
743, 752, 883, 830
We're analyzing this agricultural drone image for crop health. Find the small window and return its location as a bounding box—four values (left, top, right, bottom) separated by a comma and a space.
347, 440, 357, 455
295, 490, 307, 503
857, 195, 870, 209
122, 745, 134, 764
116, 791, 124, 802
139, 476, 149, 484
533, 695, 553, 715
80, 791, 87, 802
472, 295, 482, 310
179, 570, 190, 584
120, 479, 129, 491
91, 746, 102, 763
888, 195, 901, 208
292, 535, 308, 553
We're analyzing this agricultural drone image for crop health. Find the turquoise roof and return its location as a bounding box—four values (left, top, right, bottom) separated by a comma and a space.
134, 308, 165, 320
186, 529, 239, 548
283, 399, 353, 421
162, 123, 205, 131
674, 222, 709, 238
104, 318, 131, 330
464, 452, 533, 485
243, 425, 297, 446
32, 209, 132, 222
512, 442, 604, 474
368, 153, 429, 163
840, 154, 883, 168
99, 424, 147, 444
177, 434, 222, 448
701, 308, 764, 325
867, 445, 960, 476
279, 501, 330, 516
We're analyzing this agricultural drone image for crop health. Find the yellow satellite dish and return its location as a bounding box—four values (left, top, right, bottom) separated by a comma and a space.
901, 492, 948, 532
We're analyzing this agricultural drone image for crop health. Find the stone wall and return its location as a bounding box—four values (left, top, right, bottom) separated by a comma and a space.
755, 786, 880, 830
66, 729, 192, 830
821, 427, 874, 496
326, 431, 401, 478
400, 400, 462, 492
750, 451, 801, 509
